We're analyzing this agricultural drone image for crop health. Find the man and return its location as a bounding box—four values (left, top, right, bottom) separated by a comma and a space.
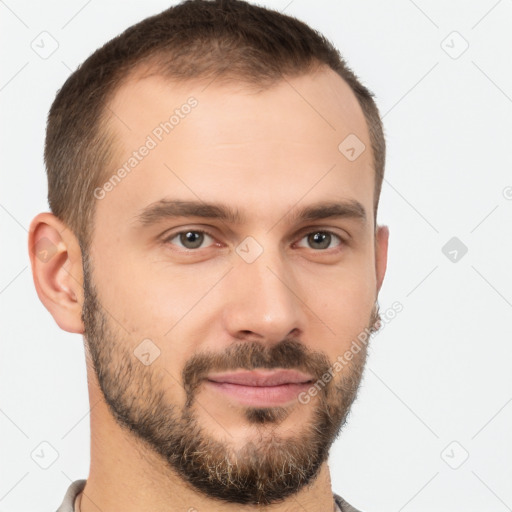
28, 1, 388, 511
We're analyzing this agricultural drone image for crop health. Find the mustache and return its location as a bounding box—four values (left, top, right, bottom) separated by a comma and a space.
181, 339, 332, 404
181, 302, 380, 397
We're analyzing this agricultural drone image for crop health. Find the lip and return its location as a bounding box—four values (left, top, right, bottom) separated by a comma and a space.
204, 369, 315, 407
206, 369, 314, 386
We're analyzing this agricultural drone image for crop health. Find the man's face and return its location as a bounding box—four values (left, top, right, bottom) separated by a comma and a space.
82, 67, 385, 505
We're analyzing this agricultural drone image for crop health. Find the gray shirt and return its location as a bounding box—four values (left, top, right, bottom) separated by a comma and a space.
56, 479, 362, 512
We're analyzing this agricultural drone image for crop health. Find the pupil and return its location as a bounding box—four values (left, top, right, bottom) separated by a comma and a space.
182, 231, 203, 249
309, 232, 330, 249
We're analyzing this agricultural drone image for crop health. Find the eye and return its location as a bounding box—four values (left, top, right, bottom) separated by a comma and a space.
163, 229, 216, 250
295, 230, 344, 251
162, 228, 345, 253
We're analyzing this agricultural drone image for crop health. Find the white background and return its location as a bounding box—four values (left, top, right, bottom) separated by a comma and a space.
1, 1, 511, 511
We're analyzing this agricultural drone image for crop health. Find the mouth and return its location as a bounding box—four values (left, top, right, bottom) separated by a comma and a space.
204, 369, 315, 407
206, 369, 315, 386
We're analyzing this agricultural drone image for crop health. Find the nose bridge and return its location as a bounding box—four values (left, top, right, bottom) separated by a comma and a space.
222, 239, 304, 341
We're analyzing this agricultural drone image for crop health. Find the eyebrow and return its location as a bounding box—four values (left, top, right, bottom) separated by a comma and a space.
133, 198, 367, 227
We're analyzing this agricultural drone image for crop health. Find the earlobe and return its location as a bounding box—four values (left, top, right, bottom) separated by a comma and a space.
375, 224, 389, 293
28, 212, 85, 334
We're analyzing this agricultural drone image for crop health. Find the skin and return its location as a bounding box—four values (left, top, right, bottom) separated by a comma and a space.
29, 65, 388, 512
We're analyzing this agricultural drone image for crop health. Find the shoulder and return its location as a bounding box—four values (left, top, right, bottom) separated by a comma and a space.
56, 479, 86, 512
333, 491, 364, 512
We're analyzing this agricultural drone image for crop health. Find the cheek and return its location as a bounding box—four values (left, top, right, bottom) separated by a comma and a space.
90, 247, 193, 333
303, 265, 376, 343
102, 263, 218, 373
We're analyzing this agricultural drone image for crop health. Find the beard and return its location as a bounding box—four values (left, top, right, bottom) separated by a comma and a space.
81, 251, 380, 506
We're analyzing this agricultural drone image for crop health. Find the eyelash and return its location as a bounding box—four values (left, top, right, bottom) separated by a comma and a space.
161, 228, 346, 252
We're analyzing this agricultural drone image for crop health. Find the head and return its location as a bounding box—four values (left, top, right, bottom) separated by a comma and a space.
29, 0, 388, 506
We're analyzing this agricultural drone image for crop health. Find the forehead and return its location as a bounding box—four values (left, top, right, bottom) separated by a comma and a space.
108, 65, 369, 147
96, 67, 374, 233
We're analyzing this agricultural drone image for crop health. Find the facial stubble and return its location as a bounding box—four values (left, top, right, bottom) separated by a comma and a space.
81, 252, 379, 505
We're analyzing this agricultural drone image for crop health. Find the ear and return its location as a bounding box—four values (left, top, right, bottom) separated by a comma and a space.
375, 224, 389, 294
28, 212, 84, 333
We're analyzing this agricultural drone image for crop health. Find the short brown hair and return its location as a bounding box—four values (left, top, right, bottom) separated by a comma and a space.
45, 0, 385, 251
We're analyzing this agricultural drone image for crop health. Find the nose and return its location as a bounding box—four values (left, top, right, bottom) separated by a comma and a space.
221, 244, 306, 344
